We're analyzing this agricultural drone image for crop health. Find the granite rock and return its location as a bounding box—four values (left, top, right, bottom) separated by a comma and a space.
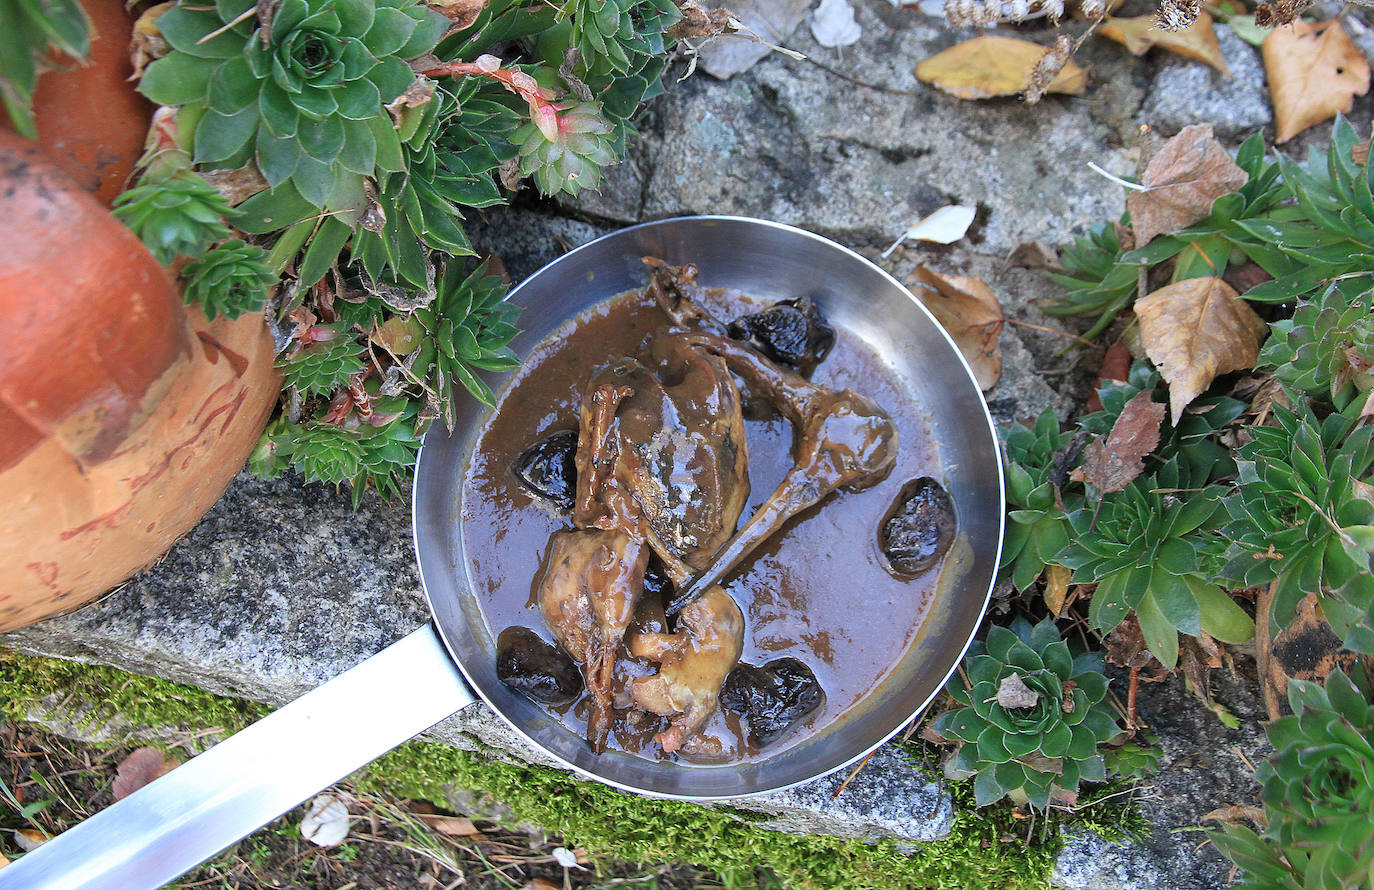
1138, 24, 1271, 139
692, 0, 813, 79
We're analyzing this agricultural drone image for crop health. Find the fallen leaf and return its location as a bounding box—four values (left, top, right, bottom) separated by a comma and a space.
915, 36, 1087, 99
1126, 124, 1248, 246
1085, 339, 1133, 411
0, 852, 10, 868
1044, 564, 1072, 616
1005, 241, 1062, 271
996, 673, 1040, 709
1355, 140, 1370, 166
1271, 592, 1359, 683
300, 793, 350, 848
905, 266, 1004, 390
552, 846, 587, 870
1135, 276, 1267, 422
129, 1, 175, 80
811, 0, 862, 47
428, 0, 485, 31
13, 829, 48, 852
1263, 19, 1370, 143
523, 880, 560, 890
112, 747, 180, 801
1202, 804, 1267, 825
422, 814, 479, 836
1106, 615, 1168, 675
1099, 12, 1229, 75
1071, 389, 1165, 493
201, 166, 269, 206
882, 205, 977, 256
1227, 13, 1270, 46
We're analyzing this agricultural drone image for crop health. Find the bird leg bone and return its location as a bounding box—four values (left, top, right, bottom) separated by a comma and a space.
664, 332, 898, 617
628, 585, 745, 754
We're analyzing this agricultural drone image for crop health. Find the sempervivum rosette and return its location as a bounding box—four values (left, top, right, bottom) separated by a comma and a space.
138, 0, 447, 210
933, 617, 1121, 809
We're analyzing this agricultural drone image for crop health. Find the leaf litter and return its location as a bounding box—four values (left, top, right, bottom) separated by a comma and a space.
1124, 124, 1248, 247
1098, 11, 1230, 75
1262, 19, 1370, 143
905, 266, 1004, 390
915, 35, 1087, 99
1070, 389, 1166, 493
1135, 276, 1267, 423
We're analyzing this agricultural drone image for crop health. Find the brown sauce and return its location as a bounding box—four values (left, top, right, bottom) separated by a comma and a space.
461, 287, 944, 763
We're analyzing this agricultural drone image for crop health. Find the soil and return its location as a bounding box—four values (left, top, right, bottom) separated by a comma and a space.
0, 722, 713, 889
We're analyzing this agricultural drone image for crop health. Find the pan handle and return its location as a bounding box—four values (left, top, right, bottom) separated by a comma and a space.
1, 622, 476, 890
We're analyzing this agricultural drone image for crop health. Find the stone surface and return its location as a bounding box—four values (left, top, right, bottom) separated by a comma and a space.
693, 0, 813, 79
1138, 24, 1271, 139
1051, 666, 1271, 890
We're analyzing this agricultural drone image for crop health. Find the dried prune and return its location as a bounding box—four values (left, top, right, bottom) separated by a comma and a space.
512, 430, 578, 510
879, 477, 956, 577
728, 298, 836, 375
496, 626, 583, 706
719, 657, 824, 746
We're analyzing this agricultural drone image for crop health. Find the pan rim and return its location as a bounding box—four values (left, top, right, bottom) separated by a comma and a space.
412, 214, 1005, 801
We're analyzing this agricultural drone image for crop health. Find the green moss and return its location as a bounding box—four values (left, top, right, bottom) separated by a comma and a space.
359, 741, 1055, 890
0, 651, 1147, 889
0, 651, 269, 738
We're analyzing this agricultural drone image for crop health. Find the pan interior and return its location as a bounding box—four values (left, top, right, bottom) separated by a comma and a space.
413, 217, 1003, 799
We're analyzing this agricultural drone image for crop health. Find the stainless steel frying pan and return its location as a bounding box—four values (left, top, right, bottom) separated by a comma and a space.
3, 217, 1004, 890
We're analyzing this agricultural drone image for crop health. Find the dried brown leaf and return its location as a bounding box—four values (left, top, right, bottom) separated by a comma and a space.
914, 36, 1087, 99
1071, 389, 1165, 492
13, 829, 49, 852
1126, 124, 1247, 246
1271, 593, 1359, 684
1355, 140, 1370, 166
524, 880, 561, 890
129, 2, 175, 80
1099, 11, 1229, 75
422, 814, 480, 836
428, 0, 485, 31
1005, 241, 1062, 271
112, 747, 180, 801
1202, 805, 1267, 826
1106, 615, 1168, 676
1044, 564, 1072, 617
906, 266, 1003, 390
1263, 19, 1370, 143
1135, 276, 1267, 423
201, 166, 269, 206
996, 673, 1041, 709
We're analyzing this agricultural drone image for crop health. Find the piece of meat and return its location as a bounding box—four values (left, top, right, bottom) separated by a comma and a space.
535, 527, 649, 752
627, 585, 745, 754
665, 331, 898, 616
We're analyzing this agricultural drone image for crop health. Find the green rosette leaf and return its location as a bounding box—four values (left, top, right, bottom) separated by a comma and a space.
181, 239, 274, 320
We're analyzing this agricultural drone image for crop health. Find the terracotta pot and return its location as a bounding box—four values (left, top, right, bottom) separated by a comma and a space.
0, 132, 280, 632
0, 0, 154, 207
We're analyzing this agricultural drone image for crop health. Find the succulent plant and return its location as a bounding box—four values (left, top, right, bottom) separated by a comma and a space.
511, 99, 617, 198
1210, 668, 1374, 890
0, 0, 90, 137
1001, 408, 1083, 592
933, 617, 1121, 810
1059, 458, 1254, 668
278, 325, 368, 398
138, 0, 447, 211
1077, 362, 1245, 483
275, 408, 422, 506
556, 0, 678, 78
351, 78, 518, 290
1259, 281, 1374, 412
181, 239, 275, 320
112, 168, 232, 264
1103, 731, 1163, 781
1221, 396, 1374, 652
411, 259, 521, 420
